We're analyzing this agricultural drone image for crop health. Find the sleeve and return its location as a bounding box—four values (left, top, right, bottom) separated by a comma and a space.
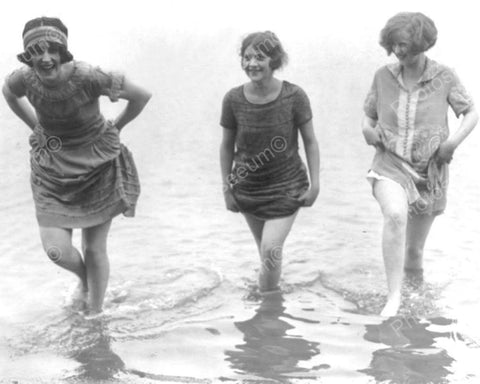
293, 86, 313, 127
4, 68, 26, 97
220, 91, 236, 130
447, 69, 474, 117
89, 66, 125, 102
363, 74, 378, 120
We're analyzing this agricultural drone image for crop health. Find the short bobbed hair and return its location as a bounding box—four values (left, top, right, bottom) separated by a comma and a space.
240, 31, 288, 70
380, 12, 437, 55
18, 42, 73, 67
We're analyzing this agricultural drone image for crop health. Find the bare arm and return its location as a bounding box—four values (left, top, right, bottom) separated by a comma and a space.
2, 82, 37, 130
298, 120, 320, 206
112, 77, 152, 131
361, 115, 384, 148
219, 127, 239, 211
219, 128, 235, 189
437, 107, 479, 163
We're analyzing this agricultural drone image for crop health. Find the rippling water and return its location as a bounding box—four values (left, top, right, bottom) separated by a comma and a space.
1, 3, 480, 383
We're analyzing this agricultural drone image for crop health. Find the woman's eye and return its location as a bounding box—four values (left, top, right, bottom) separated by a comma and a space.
243, 54, 266, 61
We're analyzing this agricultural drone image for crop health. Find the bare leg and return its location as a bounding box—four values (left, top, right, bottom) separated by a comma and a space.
39, 226, 87, 291
258, 213, 298, 292
244, 212, 298, 292
244, 213, 265, 253
82, 220, 112, 314
373, 179, 409, 317
405, 214, 436, 271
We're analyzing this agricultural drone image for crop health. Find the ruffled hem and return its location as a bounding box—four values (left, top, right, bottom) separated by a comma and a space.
32, 144, 140, 228
36, 199, 130, 228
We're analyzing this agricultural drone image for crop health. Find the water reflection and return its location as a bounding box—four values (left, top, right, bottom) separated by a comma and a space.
67, 314, 125, 381
360, 316, 455, 383
225, 292, 320, 381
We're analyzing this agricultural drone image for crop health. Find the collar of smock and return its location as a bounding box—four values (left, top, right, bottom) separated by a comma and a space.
387, 57, 443, 85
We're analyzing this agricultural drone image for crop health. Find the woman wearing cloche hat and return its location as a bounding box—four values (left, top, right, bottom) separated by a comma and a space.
3, 16, 152, 315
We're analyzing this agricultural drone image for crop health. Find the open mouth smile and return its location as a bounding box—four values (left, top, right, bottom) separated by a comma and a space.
39, 62, 55, 71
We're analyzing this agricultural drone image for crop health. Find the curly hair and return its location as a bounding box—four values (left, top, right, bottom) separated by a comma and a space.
240, 31, 288, 70
380, 12, 437, 55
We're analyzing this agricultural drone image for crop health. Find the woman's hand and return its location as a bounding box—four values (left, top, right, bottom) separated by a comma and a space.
298, 120, 320, 204
363, 126, 385, 149
223, 187, 239, 212
435, 108, 479, 165
107, 119, 120, 132
361, 115, 384, 149
436, 140, 456, 164
298, 186, 319, 207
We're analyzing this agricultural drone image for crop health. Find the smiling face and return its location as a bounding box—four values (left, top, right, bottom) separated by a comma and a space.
242, 45, 274, 83
30, 42, 63, 85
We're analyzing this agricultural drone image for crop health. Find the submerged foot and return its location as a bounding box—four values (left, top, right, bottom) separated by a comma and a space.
404, 268, 424, 290
83, 309, 105, 321
259, 287, 282, 297
244, 288, 262, 302
380, 293, 401, 317
68, 282, 88, 312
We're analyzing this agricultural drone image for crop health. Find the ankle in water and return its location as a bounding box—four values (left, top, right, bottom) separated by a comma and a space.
404, 268, 424, 287
259, 287, 282, 297
380, 293, 402, 317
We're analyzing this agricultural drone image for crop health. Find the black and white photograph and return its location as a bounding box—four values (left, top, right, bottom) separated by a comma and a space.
0, 0, 479, 383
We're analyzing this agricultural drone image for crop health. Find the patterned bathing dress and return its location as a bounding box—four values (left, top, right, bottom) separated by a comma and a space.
363, 58, 473, 215
6, 61, 140, 228
221, 81, 312, 219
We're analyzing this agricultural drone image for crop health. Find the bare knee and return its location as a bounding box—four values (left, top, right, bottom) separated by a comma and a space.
83, 245, 108, 263
383, 210, 407, 230
40, 227, 73, 264
261, 244, 283, 272
45, 244, 68, 264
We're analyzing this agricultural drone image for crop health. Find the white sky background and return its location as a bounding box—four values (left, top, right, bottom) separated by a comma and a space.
2, 0, 478, 132
1, 0, 477, 74
0, 0, 476, 121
